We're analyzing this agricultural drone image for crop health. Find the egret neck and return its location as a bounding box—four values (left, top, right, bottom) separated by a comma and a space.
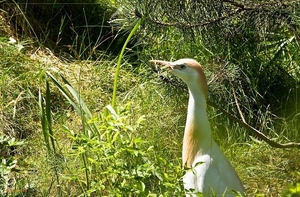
183, 80, 212, 168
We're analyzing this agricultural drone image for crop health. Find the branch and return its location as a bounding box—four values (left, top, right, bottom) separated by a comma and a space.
147, 8, 243, 28
223, 0, 298, 10
207, 100, 300, 149
231, 86, 246, 123
144, 0, 298, 28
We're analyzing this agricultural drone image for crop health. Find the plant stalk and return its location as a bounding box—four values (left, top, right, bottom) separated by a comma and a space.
111, 16, 145, 109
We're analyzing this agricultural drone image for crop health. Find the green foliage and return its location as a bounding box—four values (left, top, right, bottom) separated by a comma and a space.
282, 172, 300, 197
0, 134, 24, 196
285, 183, 300, 196
38, 72, 184, 196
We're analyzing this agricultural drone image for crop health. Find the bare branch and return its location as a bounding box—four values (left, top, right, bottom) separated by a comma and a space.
223, 0, 298, 10
207, 100, 300, 149
231, 86, 246, 123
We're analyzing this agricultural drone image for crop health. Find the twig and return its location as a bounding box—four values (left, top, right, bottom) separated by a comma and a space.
223, 0, 298, 10
231, 86, 246, 123
207, 100, 300, 149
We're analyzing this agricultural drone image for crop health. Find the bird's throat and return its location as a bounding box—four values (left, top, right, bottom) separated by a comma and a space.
182, 86, 212, 167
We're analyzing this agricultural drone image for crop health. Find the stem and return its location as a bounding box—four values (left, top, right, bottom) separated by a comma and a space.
111, 17, 145, 108
82, 153, 90, 190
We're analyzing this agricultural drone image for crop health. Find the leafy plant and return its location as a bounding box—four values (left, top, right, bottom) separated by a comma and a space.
282, 172, 300, 197
0, 134, 24, 196
38, 71, 184, 196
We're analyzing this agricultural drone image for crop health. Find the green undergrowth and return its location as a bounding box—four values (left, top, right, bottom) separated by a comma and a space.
38, 76, 184, 196
0, 37, 299, 196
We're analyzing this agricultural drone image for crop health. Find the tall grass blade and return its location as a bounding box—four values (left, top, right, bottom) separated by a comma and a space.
65, 84, 92, 119
39, 89, 51, 154
46, 71, 81, 113
45, 72, 92, 190
11, 0, 39, 39
111, 16, 146, 108
46, 71, 99, 136
46, 80, 56, 153
61, 75, 99, 135
65, 83, 99, 135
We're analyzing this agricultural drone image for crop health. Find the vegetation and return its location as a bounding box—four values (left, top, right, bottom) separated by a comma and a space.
0, 0, 299, 196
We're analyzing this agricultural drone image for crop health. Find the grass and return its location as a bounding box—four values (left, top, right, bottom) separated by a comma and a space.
0, 3, 299, 194
0, 36, 299, 196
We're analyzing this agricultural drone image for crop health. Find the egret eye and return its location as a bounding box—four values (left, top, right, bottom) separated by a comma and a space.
180, 64, 186, 70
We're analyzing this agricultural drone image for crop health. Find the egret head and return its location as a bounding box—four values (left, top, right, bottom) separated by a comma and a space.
150, 58, 207, 97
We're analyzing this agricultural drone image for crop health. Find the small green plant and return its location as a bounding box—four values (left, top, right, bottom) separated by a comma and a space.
0, 134, 24, 196
282, 172, 300, 197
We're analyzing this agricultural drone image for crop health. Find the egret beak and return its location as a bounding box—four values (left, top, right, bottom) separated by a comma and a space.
149, 60, 173, 70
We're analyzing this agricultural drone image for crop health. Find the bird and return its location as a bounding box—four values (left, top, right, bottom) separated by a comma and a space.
150, 58, 245, 197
